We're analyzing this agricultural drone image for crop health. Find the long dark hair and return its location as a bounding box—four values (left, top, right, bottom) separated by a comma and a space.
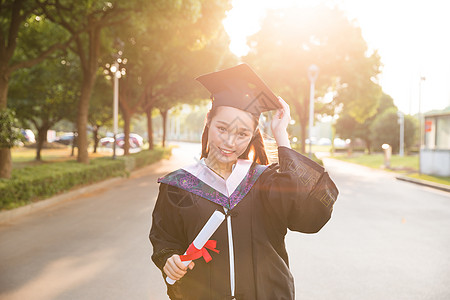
200, 107, 269, 165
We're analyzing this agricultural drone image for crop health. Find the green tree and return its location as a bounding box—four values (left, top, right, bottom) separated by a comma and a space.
370, 108, 418, 154
181, 104, 210, 142
37, 0, 141, 163
0, 1, 72, 178
245, 4, 381, 153
111, 0, 232, 150
336, 92, 397, 153
8, 56, 79, 160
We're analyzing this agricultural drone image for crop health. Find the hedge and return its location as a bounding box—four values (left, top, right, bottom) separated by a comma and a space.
0, 147, 170, 210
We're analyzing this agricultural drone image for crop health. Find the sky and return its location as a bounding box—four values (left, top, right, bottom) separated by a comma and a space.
223, 0, 450, 115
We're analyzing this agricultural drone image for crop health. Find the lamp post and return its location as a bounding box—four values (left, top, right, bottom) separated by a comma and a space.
106, 54, 127, 159
418, 76, 426, 174
307, 64, 319, 158
110, 62, 120, 159
397, 111, 404, 157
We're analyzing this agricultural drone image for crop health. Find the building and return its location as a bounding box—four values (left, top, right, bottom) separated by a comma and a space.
421, 110, 450, 176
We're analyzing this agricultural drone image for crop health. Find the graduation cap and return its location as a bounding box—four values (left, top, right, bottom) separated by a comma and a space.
196, 63, 282, 116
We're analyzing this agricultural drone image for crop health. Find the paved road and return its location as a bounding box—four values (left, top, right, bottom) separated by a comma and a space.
0, 143, 449, 299
0, 142, 201, 300
289, 157, 450, 300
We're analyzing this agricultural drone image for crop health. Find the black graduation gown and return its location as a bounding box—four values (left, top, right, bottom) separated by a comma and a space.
149, 146, 338, 300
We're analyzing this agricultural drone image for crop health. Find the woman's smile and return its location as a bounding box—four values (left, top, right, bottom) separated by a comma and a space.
219, 147, 235, 156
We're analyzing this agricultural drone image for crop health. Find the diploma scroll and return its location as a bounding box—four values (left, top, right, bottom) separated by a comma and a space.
166, 210, 226, 285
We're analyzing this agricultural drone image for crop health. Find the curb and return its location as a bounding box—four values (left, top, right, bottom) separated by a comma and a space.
0, 176, 126, 224
395, 176, 450, 193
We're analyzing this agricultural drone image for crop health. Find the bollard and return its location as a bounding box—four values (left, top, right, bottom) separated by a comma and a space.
382, 144, 391, 168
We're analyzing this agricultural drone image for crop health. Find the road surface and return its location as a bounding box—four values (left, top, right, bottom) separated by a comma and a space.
0, 142, 449, 299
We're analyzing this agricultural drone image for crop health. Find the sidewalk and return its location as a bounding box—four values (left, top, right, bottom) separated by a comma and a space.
395, 175, 450, 193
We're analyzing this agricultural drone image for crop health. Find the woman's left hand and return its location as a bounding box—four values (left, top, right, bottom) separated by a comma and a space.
271, 97, 291, 148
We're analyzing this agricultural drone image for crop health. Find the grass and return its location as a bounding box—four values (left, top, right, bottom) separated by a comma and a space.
332, 152, 449, 186
12, 147, 75, 162
334, 153, 419, 172
407, 173, 450, 186
12, 145, 119, 169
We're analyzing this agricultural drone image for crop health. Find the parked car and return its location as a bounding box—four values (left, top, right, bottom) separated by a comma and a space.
99, 133, 144, 149
305, 137, 317, 145
333, 138, 349, 148
99, 137, 114, 146
21, 129, 36, 143
318, 138, 332, 145
55, 133, 75, 145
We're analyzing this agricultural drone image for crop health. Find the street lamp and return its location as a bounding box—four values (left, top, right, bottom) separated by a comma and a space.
110, 62, 121, 159
307, 64, 319, 158
418, 76, 426, 174
104, 55, 126, 159
397, 111, 404, 157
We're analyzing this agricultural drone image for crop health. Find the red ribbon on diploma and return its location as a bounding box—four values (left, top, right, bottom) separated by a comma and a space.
179, 240, 219, 263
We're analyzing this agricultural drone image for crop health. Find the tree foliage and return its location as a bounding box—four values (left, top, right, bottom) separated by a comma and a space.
0, 108, 22, 148
335, 92, 397, 153
0, 0, 72, 178
36, 0, 143, 163
245, 4, 381, 153
108, 0, 233, 149
370, 108, 418, 154
8, 55, 80, 159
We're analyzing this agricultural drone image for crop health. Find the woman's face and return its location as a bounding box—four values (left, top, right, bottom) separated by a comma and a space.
207, 106, 255, 164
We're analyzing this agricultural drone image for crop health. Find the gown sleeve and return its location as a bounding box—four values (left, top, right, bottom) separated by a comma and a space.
259, 146, 338, 234
149, 183, 188, 271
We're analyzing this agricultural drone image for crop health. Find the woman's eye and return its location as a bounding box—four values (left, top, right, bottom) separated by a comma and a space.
238, 132, 249, 138
217, 126, 227, 132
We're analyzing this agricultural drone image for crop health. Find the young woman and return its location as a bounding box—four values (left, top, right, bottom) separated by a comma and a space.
150, 64, 338, 300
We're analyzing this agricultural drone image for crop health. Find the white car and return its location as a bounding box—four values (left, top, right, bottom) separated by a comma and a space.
99, 133, 144, 148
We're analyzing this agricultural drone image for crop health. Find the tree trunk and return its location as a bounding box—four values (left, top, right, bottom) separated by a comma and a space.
299, 120, 307, 154
347, 140, 353, 157
0, 149, 12, 179
160, 109, 168, 148
36, 127, 49, 161
330, 124, 336, 155
75, 20, 102, 163
123, 110, 131, 155
146, 105, 154, 150
293, 100, 308, 154
71, 131, 77, 157
0, 72, 12, 179
365, 138, 372, 154
0, 72, 9, 109
77, 74, 96, 163
118, 77, 139, 156
92, 126, 99, 153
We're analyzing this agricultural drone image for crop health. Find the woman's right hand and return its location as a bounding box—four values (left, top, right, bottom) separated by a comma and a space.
271, 96, 291, 148
164, 254, 195, 281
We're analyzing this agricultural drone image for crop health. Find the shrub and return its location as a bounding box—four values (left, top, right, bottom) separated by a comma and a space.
0, 147, 170, 210
0, 108, 23, 148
